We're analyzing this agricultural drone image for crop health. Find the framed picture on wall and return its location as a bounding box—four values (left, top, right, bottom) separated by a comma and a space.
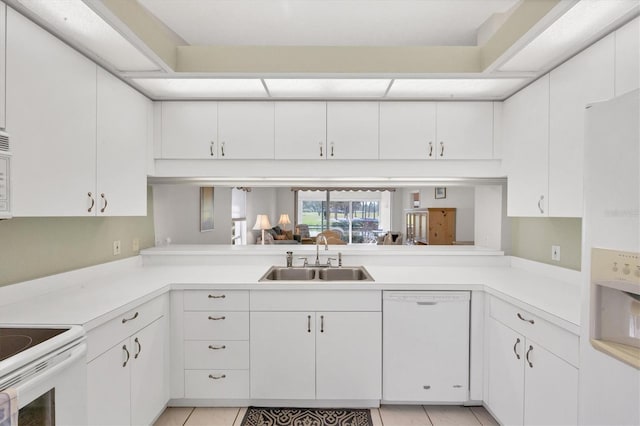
200, 187, 215, 232
434, 187, 447, 199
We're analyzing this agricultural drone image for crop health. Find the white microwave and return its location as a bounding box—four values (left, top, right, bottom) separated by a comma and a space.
0, 130, 11, 219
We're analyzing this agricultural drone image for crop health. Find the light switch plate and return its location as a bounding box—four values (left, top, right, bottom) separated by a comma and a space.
113, 240, 121, 256
552, 245, 561, 261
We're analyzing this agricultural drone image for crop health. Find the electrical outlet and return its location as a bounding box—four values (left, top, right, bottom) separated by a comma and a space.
132, 238, 140, 253
113, 240, 121, 256
552, 245, 561, 261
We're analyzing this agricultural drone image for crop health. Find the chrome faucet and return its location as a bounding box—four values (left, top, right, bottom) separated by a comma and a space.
315, 235, 328, 266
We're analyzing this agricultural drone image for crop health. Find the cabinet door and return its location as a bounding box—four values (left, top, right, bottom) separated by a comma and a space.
0, 3, 5, 129
326, 102, 379, 159
549, 35, 614, 217
379, 102, 436, 160
87, 339, 131, 426
275, 102, 326, 159
160, 102, 218, 159
316, 312, 381, 400
436, 102, 494, 159
7, 9, 97, 216
250, 312, 315, 399
96, 68, 148, 216
218, 102, 274, 159
130, 318, 166, 426
487, 318, 525, 426
503, 75, 550, 217
523, 341, 578, 426
615, 17, 640, 96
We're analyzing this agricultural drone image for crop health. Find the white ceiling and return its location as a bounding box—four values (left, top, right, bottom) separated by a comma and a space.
136, 0, 519, 46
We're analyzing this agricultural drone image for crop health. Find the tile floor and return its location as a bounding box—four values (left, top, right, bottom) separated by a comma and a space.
154, 405, 499, 426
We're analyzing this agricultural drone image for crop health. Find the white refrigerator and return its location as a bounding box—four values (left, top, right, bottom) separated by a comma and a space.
581, 89, 640, 425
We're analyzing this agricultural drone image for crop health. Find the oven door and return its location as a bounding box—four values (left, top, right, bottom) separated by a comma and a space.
4, 341, 87, 426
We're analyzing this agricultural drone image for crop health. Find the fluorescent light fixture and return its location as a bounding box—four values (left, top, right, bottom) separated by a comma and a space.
387, 79, 529, 98
265, 79, 391, 98
132, 79, 269, 98
499, 0, 639, 72
16, 0, 160, 72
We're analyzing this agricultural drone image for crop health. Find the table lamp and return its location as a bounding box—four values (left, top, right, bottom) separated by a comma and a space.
278, 213, 291, 231
253, 214, 272, 245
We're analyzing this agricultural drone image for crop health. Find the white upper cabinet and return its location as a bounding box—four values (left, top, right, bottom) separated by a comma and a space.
549, 34, 614, 217
218, 102, 275, 159
274, 102, 327, 159
615, 16, 640, 96
7, 8, 97, 216
379, 102, 436, 160
436, 102, 494, 159
0, 3, 6, 129
503, 75, 550, 217
379, 102, 494, 160
326, 102, 379, 159
97, 68, 149, 216
161, 102, 218, 159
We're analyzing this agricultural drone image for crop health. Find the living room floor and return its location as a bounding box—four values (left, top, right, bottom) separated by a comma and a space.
154, 405, 499, 425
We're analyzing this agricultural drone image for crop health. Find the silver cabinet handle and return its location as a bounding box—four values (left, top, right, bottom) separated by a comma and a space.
330, 142, 335, 157
440, 141, 444, 157
417, 301, 437, 306
134, 337, 141, 359
208, 374, 226, 380
517, 313, 535, 324
513, 338, 521, 359
307, 315, 311, 333
428, 141, 433, 157
87, 192, 95, 213
538, 195, 544, 214
208, 345, 226, 350
210, 141, 215, 156
208, 294, 226, 299
320, 315, 325, 333
122, 345, 130, 368
526, 345, 534, 368
319, 142, 323, 157
100, 193, 108, 213
208, 316, 226, 320
122, 312, 139, 324
221, 142, 226, 157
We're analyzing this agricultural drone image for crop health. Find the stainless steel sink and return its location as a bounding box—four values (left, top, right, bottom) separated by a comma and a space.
259, 266, 373, 282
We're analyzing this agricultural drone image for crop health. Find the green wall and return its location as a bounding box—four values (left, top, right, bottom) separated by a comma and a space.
511, 217, 582, 271
0, 188, 155, 287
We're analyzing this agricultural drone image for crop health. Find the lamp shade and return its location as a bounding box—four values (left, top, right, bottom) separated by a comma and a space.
278, 214, 291, 226
252, 214, 272, 230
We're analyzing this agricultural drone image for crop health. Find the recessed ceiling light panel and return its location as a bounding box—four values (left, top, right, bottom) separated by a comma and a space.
15, 0, 160, 72
387, 79, 529, 99
264, 79, 391, 98
132, 79, 269, 98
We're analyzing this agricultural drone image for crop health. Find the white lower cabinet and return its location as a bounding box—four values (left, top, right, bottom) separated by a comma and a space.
250, 290, 382, 401
87, 316, 166, 426
486, 297, 579, 426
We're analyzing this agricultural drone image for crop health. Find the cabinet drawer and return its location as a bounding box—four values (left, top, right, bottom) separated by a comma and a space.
184, 341, 249, 370
183, 290, 249, 311
490, 297, 579, 366
184, 312, 249, 340
250, 290, 381, 311
184, 369, 249, 399
87, 295, 166, 362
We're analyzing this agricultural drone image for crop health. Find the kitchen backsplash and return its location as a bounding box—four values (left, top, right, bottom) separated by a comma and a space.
511, 217, 582, 271
0, 187, 155, 287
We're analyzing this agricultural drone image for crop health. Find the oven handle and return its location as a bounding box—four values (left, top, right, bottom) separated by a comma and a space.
13, 343, 87, 395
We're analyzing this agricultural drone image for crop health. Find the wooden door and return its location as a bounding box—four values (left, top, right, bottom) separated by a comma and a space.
428, 208, 456, 245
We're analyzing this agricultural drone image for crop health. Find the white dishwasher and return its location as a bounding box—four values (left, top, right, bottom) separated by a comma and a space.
383, 291, 470, 403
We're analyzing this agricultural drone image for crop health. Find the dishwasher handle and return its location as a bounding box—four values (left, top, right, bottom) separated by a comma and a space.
416, 301, 438, 306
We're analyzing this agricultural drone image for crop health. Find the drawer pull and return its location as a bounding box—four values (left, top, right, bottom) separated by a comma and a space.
134, 337, 142, 359
208, 345, 226, 350
208, 294, 226, 299
423, 385, 431, 390
517, 313, 535, 324
122, 345, 130, 368
307, 315, 311, 333
122, 312, 139, 324
320, 315, 325, 333
208, 316, 226, 321
526, 345, 534, 368
209, 374, 226, 380
513, 338, 521, 359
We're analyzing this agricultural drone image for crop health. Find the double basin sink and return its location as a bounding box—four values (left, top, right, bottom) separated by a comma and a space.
259, 265, 374, 282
